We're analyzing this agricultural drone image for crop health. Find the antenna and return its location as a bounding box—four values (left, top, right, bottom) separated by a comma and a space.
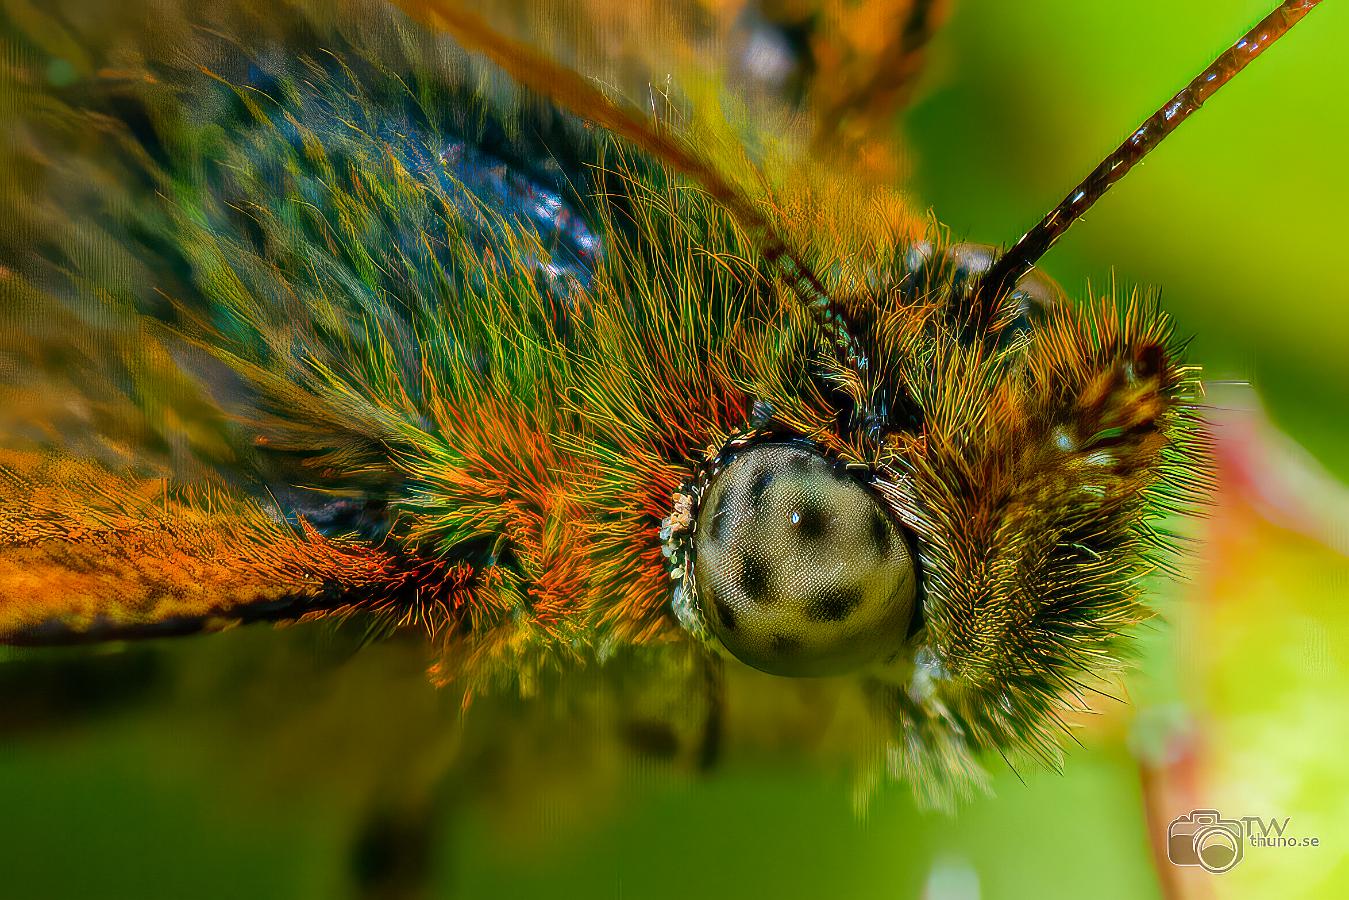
973, 0, 1324, 333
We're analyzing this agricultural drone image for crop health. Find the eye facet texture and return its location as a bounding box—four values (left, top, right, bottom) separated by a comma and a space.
692, 444, 917, 676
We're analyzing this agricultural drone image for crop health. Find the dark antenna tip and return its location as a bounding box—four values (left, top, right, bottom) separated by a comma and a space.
971, 0, 1324, 332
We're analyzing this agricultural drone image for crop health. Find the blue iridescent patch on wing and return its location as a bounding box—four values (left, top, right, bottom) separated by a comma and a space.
416, 130, 600, 289
234, 59, 603, 295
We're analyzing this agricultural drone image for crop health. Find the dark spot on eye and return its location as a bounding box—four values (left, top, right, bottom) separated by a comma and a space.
805, 586, 862, 622
787, 453, 811, 475
713, 596, 738, 631
747, 465, 774, 511
871, 509, 892, 555
769, 634, 802, 656
792, 502, 827, 540
740, 553, 771, 604
710, 487, 734, 545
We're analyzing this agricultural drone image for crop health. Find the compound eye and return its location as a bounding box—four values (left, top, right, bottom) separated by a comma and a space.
692, 444, 917, 677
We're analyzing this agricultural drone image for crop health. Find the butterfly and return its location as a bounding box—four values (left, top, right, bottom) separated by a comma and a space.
0, 0, 1324, 813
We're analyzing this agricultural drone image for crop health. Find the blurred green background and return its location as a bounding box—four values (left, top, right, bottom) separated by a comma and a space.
1, 1, 1346, 898
909, 0, 1349, 482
